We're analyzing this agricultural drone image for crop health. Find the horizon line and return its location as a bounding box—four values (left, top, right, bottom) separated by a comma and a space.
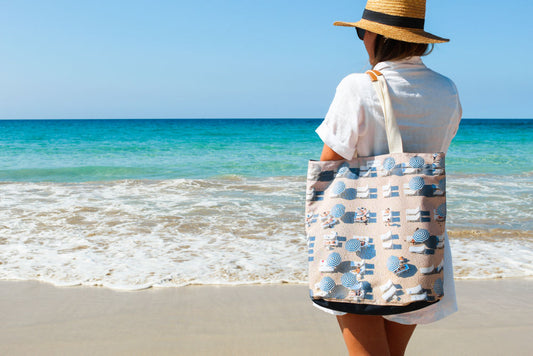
0, 117, 531, 121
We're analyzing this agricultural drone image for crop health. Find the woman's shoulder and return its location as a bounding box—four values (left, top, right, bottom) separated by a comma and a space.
334, 72, 375, 95
338, 72, 374, 85
421, 67, 460, 95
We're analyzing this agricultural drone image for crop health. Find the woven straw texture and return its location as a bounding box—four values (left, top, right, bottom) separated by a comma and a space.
366, 0, 426, 19
334, 0, 449, 43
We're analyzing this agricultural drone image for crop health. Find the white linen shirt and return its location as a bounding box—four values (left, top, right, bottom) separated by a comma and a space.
316, 56, 462, 160
314, 56, 462, 324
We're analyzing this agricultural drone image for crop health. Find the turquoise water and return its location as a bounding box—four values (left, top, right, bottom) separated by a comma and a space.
0, 119, 312, 182
1, 119, 531, 182
447, 119, 532, 175
0, 118, 531, 288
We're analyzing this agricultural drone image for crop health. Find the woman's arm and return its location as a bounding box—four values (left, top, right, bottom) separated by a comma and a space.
320, 144, 344, 161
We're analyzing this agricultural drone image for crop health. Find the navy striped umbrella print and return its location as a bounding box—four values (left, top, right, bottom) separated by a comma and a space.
409, 156, 425, 168
383, 157, 396, 171
413, 229, 430, 243
341, 272, 358, 289
408, 176, 425, 191
331, 204, 346, 218
326, 252, 342, 267
436, 203, 446, 218
331, 181, 346, 196
387, 256, 400, 272
318, 276, 336, 292
434, 278, 444, 296
345, 239, 362, 252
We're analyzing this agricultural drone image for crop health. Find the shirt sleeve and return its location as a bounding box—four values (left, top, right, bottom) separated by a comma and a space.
316, 75, 364, 160
448, 80, 463, 140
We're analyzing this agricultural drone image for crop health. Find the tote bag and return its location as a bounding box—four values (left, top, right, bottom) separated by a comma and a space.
306, 70, 446, 315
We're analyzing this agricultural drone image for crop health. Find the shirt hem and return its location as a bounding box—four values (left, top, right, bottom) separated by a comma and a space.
315, 123, 355, 160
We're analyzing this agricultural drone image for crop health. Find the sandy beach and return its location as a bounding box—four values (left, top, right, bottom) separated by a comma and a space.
0, 279, 531, 355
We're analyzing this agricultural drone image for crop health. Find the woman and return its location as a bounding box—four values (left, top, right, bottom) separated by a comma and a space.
314, 1, 462, 355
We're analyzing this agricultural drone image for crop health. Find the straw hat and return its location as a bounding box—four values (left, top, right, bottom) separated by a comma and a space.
334, 0, 449, 44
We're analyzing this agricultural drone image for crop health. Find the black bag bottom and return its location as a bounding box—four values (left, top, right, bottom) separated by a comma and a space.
312, 298, 439, 316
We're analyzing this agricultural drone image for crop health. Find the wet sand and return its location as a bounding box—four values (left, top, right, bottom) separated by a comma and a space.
0, 279, 531, 355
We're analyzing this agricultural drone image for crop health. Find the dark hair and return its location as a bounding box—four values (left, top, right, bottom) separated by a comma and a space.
372, 34, 433, 66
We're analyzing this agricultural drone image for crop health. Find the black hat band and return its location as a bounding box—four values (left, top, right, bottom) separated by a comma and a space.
362, 9, 425, 29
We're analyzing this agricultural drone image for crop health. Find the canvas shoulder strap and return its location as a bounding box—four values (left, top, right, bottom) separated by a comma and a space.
366, 69, 404, 154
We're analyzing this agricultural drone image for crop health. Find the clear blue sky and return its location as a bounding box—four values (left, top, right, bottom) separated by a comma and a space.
1, 0, 531, 119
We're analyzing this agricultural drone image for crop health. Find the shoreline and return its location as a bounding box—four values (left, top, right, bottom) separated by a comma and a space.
1, 279, 532, 355
2, 273, 532, 292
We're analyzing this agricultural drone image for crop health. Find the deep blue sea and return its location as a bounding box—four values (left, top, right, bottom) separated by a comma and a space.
0, 119, 531, 289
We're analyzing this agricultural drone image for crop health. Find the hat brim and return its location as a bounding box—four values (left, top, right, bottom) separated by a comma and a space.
334, 19, 449, 44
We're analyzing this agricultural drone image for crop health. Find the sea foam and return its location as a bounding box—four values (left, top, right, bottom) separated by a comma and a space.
0, 175, 531, 290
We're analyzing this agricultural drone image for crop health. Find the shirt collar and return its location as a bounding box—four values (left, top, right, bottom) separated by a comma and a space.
373, 56, 425, 72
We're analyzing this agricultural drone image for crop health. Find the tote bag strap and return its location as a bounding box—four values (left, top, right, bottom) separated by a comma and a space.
365, 70, 404, 154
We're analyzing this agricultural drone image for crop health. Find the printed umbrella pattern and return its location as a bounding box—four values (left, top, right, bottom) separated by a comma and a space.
383, 157, 396, 171
438, 179, 446, 192
318, 276, 336, 292
408, 176, 425, 191
433, 153, 444, 167
339, 163, 358, 179
345, 239, 362, 252
387, 256, 400, 272
308, 153, 447, 304
341, 272, 358, 289
331, 181, 346, 196
352, 281, 363, 290
337, 166, 349, 177
409, 156, 425, 168
436, 203, 446, 218
347, 171, 358, 179
331, 204, 346, 218
434, 278, 444, 296
343, 188, 357, 200
326, 252, 342, 267
412, 229, 430, 243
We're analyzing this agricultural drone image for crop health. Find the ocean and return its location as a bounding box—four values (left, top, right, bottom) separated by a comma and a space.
0, 119, 531, 289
